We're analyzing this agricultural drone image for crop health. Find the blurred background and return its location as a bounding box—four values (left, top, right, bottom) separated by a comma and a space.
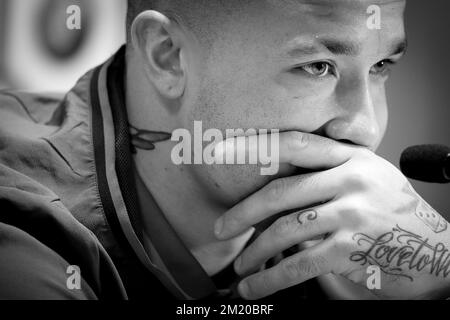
378, 1, 450, 219
0, 0, 126, 91
0, 0, 449, 218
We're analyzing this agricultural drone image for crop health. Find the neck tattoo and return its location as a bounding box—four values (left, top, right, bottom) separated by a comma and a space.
129, 124, 172, 153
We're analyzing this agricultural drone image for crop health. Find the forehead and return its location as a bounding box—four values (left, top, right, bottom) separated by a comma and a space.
263, 0, 406, 35
264, 0, 406, 15
217, 0, 407, 59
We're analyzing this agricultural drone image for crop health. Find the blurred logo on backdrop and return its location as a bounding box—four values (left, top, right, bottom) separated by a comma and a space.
0, 0, 126, 92
40, 0, 89, 60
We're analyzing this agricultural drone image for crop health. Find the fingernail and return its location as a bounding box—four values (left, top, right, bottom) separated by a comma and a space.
238, 281, 249, 299
214, 218, 224, 238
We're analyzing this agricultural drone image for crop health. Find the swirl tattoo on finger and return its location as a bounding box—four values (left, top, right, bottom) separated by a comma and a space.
296, 210, 318, 225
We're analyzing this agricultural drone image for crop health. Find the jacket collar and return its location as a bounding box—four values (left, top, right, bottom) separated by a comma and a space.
89, 46, 225, 299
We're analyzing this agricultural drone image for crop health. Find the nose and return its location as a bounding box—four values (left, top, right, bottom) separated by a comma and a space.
323, 76, 381, 149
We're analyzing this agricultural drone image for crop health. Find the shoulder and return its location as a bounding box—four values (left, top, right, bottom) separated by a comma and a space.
0, 90, 65, 158
0, 165, 127, 300
0, 90, 63, 124
0, 221, 97, 300
0, 86, 96, 202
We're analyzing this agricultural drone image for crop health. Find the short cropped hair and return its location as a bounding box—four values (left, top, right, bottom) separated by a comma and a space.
126, 0, 246, 46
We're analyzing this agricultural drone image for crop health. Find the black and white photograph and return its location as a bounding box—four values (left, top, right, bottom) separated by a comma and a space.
0, 0, 450, 312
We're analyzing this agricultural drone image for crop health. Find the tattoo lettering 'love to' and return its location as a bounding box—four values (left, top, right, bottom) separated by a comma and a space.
403, 184, 448, 234
129, 124, 172, 153
349, 225, 450, 282
296, 210, 318, 225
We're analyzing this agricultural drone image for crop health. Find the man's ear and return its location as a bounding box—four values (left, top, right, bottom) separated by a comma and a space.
130, 10, 186, 99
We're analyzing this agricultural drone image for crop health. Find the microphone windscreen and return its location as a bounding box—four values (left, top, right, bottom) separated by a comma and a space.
400, 144, 450, 183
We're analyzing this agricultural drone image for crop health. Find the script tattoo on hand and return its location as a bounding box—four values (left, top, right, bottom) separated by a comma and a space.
129, 124, 171, 153
401, 184, 448, 234
296, 210, 318, 225
349, 225, 450, 282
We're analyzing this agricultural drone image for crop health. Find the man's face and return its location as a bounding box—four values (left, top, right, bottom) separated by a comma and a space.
178, 0, 406, 206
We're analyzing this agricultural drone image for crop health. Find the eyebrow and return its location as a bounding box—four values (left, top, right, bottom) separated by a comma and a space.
287, 37, 408, 57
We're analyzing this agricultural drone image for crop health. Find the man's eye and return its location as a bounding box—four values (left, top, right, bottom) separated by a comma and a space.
370, 60, 393, 76
298, 62, 333, 77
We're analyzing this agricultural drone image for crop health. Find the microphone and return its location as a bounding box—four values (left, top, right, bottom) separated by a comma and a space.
400, 144, 450, 183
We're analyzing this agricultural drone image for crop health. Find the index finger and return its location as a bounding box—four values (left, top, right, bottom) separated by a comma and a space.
214, 131, 362, 239
213, 131, 361, 171
238, 238, 338, 300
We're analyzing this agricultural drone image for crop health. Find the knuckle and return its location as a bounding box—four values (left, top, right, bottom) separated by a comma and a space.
297, 173, 317, 191
338, 208, 364, 229
282, 255, 325, 281
259, 272, 273, 294
334, 232, 356, 254
287, 131, 309, 152
309, 255, 327, 275
282, 259, 302, 280
318, 135, 336, 152
337, 198, 363, 219
298, 132, 311, 149
345, 170, 369, 190
265, 178, 288, 202
272, 215, 294, 236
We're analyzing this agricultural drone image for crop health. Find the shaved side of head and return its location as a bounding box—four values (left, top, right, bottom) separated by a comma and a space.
126, 0, 249, 47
